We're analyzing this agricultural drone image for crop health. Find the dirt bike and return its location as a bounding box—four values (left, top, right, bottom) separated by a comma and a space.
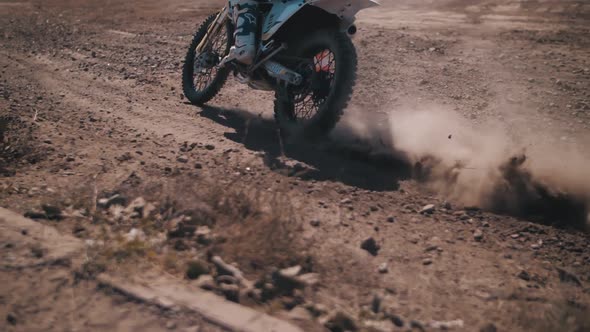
182, 0, 379, 139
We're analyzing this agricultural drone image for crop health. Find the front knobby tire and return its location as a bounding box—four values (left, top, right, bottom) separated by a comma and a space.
274, 29, 358, 140
182, 14, 232, 106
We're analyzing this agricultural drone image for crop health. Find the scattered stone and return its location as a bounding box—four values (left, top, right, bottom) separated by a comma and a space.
310, 219, 321, 227
177, 155, 189, 163
386, 216, 395, 223
389, 315, 404, 327
124, 228, 146, 242
97, 194, 127, 209
340, 198, 352, 205
195, 226, 213, 245
6, 313, 17, 326
173, 239, 189, 251
323, 310, 358, 332
430, 319, 464, 329
361, 237, 380, 256
420, 204, 435, 214
279, 265, 302, 279
410, 320, 426, 332
377, 263, 389, 274
166, 321, 177, 330
186, 260, 210, 280
217, 275, 238, 285
211, 256, 252, 289
205, 144, 215, 150
422, 258, 433, 266
473, 229, 484, 241
556, 268, 582, 287
219, 283, 240, 302
287, 306, 314, 321
480, 323, 497, 332
305, 303, 328, 317
371, 293, 382, 313
517, 270, 531, 281
124, 197, 146, 218
24, 209, 47, 220
195, 274, 216, 290
297, 273, 320, 287
41, 204, 62, 220
30, 244, 44, 258
194, 162, 203, 169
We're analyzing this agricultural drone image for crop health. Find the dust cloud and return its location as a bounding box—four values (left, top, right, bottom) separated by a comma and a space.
336, 106, 590, 229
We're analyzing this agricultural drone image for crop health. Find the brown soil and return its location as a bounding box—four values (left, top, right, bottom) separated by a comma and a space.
1, 0, 589, 331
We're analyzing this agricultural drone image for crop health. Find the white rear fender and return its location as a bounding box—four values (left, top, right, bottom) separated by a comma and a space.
260, 0, 379, 41
309, 0, 379, 22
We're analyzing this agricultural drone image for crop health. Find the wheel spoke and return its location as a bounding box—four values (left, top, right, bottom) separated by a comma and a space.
192, 24, 228, 93
291, 49, 336, 122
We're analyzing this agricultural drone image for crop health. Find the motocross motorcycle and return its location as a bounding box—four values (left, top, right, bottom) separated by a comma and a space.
182, 0, 379, 138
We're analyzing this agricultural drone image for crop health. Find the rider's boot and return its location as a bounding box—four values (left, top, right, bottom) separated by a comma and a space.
222, 0, 258, 66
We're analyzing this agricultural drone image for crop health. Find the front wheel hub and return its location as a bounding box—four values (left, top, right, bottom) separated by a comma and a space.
194, 52, 219, 71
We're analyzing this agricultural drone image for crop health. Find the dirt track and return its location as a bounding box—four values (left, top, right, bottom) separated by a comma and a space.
1, 0, 590, 331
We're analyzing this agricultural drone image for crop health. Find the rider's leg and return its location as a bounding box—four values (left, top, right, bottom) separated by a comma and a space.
226, 0, 258, 66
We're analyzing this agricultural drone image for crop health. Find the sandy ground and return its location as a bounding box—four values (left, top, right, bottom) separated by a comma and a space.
1, 0, 590, 331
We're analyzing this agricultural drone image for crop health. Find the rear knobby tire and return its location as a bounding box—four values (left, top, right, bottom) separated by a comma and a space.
182, 14, 232, 106
274, 30, 357, 140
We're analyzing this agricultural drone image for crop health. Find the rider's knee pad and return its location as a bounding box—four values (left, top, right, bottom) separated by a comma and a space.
231, 0, 258, 65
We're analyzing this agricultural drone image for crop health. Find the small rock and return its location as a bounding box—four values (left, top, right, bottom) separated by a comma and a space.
517, 270, 531, 281
195, 226, 213, 245
124, 228, 146, 242
340, 198, 352, 204
6, 312, 17, 325
166, 321, 177, 330
386, 216, 395, 223
279, 265, 302, 279
473, 229, 484, 241
480, 323, 497, 332
420, 204, 435, 214
556, 268, 582, 287
98, 194, 127, 209
422, 258, 433, 266
24, 209, 47, 220
297, 273, 320, 287
390, 315, 404, 327
124, 197, 146, 218
323, 310, 358, 332
219, 283, 240, 302
205, 144, 215, 150
377, 263, 389, 274
31, 244, 44, 258
410, 320, 426, 332
361, 237, 380, 256
194, 162, 203, 169
430, 319, 464, 329
371, 293, 382, 313
41, 204, 62, 220
195, 274, 216, 290
310, 219, 321, 227
287, 306, 313, 321
173, 239, 189, 251
177, 155, 189, 163
186, 260, 209, 280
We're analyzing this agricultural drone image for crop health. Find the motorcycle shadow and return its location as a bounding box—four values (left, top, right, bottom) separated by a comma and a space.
198, 106, 412, 192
